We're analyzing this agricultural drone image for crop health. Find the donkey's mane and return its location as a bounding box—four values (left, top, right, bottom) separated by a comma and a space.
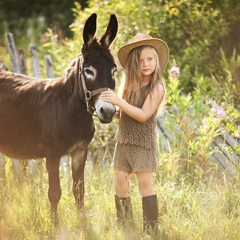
64, 56, 79, 78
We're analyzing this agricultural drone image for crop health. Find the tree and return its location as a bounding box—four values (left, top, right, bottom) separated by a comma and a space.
0, 0, 88, 39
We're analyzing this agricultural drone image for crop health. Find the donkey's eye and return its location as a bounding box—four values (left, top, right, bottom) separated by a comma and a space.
83, 66, 96, 81
84, 68, 94, 76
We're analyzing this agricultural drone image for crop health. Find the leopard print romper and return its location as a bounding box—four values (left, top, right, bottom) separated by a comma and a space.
113, 84, 159, 173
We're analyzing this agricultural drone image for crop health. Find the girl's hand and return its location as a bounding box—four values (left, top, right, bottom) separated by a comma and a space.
100, 89, 120, 105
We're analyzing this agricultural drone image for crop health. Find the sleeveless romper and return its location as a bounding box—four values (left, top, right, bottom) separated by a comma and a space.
113, 84, 158, 173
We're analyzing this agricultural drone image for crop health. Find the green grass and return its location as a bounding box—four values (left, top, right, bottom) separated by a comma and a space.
0, 157, 240, 240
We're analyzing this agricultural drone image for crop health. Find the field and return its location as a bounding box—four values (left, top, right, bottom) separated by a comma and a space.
0, 155, 240, 240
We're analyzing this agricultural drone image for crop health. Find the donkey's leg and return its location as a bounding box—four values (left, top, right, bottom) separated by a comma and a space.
71, 145, 88, 210
46, 157, 62, 217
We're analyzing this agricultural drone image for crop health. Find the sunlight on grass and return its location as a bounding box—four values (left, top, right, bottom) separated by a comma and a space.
0, 158, 240, 239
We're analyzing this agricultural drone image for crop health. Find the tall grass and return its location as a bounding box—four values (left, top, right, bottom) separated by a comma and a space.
0, 155, 240, 240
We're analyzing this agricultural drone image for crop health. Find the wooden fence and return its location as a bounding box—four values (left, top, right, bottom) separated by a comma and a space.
157, 103, 240, 176
0, 32, 239, 177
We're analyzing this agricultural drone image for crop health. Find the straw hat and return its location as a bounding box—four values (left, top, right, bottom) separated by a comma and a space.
118, 33, 169, 72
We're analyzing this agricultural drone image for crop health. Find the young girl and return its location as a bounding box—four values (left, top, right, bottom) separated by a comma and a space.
101, 33, 169, 234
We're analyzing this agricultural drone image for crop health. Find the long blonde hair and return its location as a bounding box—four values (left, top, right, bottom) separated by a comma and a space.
119, 45, 166, 116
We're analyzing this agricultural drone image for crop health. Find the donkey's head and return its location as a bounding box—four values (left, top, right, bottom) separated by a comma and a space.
80, 13, 118, 123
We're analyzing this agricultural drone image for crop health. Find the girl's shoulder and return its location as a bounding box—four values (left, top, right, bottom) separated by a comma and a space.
153, 81, 165, 93
142, 81, 164, 94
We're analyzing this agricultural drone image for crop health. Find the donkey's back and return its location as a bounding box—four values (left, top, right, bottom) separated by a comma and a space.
0, 69, 92, 160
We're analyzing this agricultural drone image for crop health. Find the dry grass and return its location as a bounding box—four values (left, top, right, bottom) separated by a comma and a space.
0, 157, 240, 240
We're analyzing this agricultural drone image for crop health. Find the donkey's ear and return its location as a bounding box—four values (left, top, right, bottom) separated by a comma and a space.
100, 14, 118, 47
83, 13, 97, 47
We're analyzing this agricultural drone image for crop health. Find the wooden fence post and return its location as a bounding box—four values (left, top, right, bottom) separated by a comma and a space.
30, 44, 41, 78
6, 32, 20, 73
44, 54, 55, 78
18, 49, 28, 75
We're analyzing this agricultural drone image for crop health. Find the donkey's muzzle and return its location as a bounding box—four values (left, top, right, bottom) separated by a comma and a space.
95, 98, 116, 123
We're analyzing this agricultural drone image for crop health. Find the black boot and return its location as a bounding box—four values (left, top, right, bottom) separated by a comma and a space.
142, 194, 158, 235
115, 195, 133, 226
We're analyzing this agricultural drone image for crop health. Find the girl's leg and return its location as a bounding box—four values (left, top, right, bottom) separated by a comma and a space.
114, 169, 132, 197
114, 169, 133, 226
136, 172, 158, 235
135, 172, 154, 197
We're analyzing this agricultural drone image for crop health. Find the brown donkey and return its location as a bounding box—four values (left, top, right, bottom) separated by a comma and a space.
0, 13, 118, 219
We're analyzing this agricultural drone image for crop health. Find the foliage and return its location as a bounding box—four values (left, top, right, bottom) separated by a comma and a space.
0, 0, 88, 39
189, 49, 240, 111
1, 0, 240, 107
156, 74, 239, 185
74, 0, 240, 107
88, 117, 118, 167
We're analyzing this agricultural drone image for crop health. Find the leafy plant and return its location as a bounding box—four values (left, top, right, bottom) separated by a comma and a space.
158, 71, 239, 185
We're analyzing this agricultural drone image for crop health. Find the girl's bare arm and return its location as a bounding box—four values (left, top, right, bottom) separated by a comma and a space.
100, 83, 164, 123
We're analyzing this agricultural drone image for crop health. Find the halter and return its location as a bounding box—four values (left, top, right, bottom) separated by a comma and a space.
78, 54, 108, 115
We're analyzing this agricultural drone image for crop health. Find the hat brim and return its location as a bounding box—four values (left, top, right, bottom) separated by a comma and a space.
118, 38, 169, 73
